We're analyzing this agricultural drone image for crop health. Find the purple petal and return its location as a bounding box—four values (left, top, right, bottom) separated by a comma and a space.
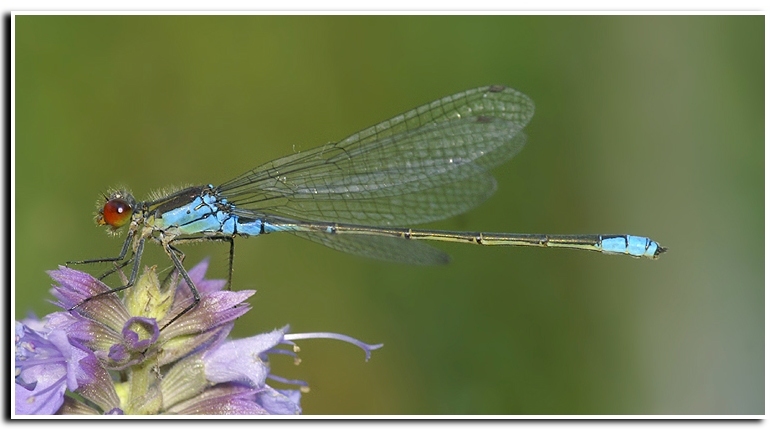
48, 267, 130, 332
256, 386, 302, 415
15, 374, 67, 415
202, 328, 287, 388
50, 312, 122, 353
156, 324, 232, 367
101, 317, 158, 368
107, 343, 130, 363
48, 267, 111, 306
121, 317, 159, 351
43, 312, 127, 365
159, 290, 254, 341
74, 353, 121, 412
20, 314, 47, 332
57, 396, 101, 415
46, 329, 91, 391
15, 322, 97, 414
166, 383, 266, 415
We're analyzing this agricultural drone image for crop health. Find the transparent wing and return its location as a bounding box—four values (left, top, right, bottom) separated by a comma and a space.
217, 85, 534, 227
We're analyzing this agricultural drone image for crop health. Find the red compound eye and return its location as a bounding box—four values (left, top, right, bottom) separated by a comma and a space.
100, 198, 133, 228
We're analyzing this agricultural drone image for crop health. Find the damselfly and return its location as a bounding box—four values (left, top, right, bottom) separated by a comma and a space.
68, 85, 665, 329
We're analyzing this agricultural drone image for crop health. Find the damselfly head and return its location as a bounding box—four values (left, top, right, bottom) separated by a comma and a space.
95, 189, 137, 234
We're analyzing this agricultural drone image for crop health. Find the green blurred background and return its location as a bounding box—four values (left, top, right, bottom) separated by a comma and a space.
14, 15, 764, 414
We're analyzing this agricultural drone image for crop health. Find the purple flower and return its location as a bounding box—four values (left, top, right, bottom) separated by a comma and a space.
15, 317, 117, 414
15, 259, 382, 415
